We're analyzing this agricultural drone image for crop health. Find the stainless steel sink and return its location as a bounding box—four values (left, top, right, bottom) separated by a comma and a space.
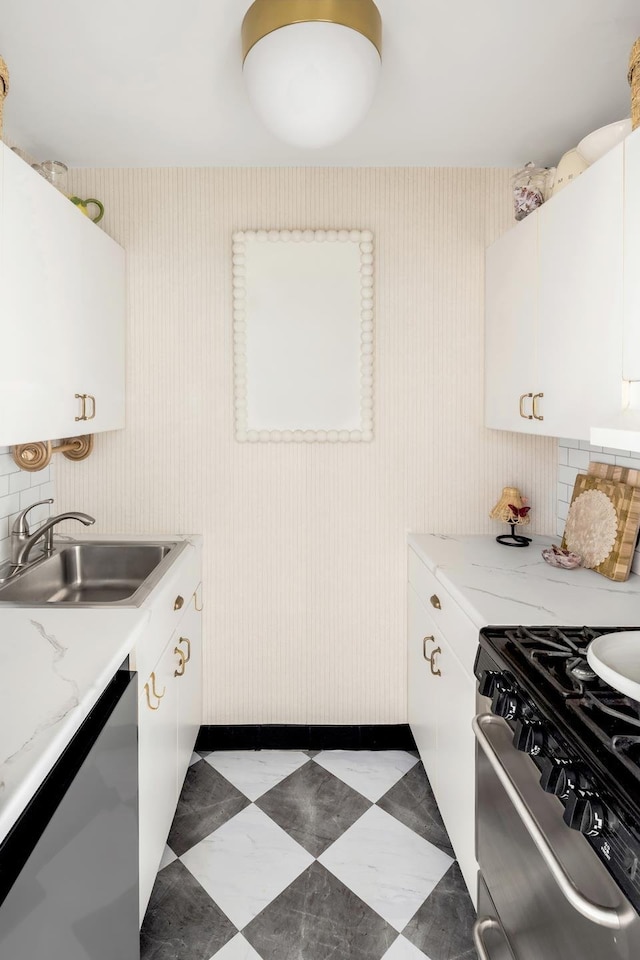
0, 540, 187, 606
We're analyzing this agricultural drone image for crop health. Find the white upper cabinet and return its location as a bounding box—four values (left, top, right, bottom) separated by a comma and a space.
485, 211, 539, 433
485, 141, 625, 441
538, 145, 624, 440
624, 129, 640, 383
0, 143, 125, 446
590, 129, 640, 450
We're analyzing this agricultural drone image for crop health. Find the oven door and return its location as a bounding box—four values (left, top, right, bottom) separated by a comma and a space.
474, 712, 640, 960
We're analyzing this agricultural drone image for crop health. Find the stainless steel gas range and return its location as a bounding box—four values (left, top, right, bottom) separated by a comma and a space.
473, 625, 640, 960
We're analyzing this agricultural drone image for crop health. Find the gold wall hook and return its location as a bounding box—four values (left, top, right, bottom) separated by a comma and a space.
144, 682, 160, 711
150, 671, 166, 700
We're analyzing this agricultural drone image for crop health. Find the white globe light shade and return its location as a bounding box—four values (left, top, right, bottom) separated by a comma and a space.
243, 21, 381, 149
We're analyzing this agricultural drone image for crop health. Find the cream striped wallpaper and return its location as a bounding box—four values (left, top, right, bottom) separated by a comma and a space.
56, 167, 557, 725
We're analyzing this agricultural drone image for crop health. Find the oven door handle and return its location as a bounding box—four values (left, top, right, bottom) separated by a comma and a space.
473, 713, 629, 931
473, 918, 506, 960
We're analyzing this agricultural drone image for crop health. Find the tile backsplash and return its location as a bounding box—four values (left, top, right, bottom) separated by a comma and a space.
0, 447, 55, 563
557, 439, 640, 575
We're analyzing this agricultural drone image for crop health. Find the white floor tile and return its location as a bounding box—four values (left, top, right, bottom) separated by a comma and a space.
318, 805, 453, 932
158, 844, 177, 870
312, 750, 418, 802
181, 805, 314, 930
204, 750, 310, 801
210, 933, 262, 959
382, 936, 433, 959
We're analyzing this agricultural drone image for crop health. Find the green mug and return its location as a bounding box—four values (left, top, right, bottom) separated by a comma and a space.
69, 196, 104, 223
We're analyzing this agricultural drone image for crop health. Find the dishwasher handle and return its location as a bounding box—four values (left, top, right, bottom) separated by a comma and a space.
473, 713, 630, 931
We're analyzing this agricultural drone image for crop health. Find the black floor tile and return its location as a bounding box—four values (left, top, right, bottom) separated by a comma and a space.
255, 760, 371, 857
402, 862, 476, 960
377, 763, 455, 858
243, 861, 397, 960
167, 760, 250, 857
140, 860, 236, 960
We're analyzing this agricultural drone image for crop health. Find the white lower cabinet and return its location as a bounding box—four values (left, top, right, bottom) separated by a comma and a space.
137, 587, 202, 922
175, 590, 203, 792
433, 635, 477, 900
138, 640, 180, 919
407, 577, 478, 904
407, 585, 438, 781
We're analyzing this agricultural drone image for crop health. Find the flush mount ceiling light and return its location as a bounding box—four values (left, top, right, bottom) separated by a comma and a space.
241, 0, 382, 149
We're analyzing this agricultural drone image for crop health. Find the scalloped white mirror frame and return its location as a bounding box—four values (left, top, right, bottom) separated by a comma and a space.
233, 228, 374, 443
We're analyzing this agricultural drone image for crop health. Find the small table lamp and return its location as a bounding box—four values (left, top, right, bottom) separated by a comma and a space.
490, 486, 532, 547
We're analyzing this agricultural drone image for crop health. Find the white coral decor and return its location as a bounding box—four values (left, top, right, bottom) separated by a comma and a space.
564, 490, 618, 568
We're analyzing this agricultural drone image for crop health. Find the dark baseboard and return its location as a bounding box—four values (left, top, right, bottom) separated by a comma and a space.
195, 724, 417, 752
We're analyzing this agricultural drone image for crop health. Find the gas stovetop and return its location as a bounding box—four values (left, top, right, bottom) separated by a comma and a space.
477, 624, 640, 910
480, 625, 640, 795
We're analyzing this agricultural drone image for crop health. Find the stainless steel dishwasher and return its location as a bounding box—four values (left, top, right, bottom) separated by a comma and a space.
0, 667, 139, 959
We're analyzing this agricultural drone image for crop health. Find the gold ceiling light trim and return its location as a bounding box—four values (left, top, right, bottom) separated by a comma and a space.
241, 0, 382, 61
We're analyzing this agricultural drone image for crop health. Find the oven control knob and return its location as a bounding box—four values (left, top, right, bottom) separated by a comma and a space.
478, 670, 499, 698
623, 850, 639, 882
539, 758, 577, 798
492, 689, 520, 720
563, 790, 606, 837
513, 720, 545, 756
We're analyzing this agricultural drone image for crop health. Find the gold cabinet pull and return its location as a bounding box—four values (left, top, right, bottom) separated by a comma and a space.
429, 646, 442, 677
519, 393, 534, 419
144, 682, 160, 711
430, 594, 441, 610
86, 394, 96, 420
194, 588, 203, 612
532, 392, 544, 421
177, 636, 191, 663
423, 636, 435, 661
150, 671, 165, 700
174, 648, 186, 677
75, 393, 87, 421
174, 595, 184, 611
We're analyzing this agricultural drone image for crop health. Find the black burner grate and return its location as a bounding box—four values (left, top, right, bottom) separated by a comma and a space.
505, 625, 606, 698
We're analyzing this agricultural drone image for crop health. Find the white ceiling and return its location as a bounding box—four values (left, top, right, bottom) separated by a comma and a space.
1, 0, 640, 168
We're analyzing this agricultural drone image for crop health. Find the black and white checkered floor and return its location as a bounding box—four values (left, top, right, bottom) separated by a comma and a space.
140, 750, 476, 960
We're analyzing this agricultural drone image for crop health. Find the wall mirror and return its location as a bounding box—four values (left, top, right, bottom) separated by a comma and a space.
233, 228, 374, 443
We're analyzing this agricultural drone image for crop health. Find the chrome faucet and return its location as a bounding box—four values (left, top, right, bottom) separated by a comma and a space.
11, 500, 95, 568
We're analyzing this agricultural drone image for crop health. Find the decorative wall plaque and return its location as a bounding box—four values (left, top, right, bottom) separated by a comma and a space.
232, 228, 374, 443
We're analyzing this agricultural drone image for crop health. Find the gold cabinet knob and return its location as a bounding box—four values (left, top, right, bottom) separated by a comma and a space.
429, 646, 442, 677
75, 393, 87, 421
174, 595, 184, 611
177, 636, 191, 663
430, 594, 441, 610
174, 648, 186, 677
519, 393, 534, 419
532, 392, 544, 421
423, 636, 435, 661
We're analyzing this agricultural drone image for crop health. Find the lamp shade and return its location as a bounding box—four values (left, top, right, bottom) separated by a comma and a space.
242, 1, 382, 149
490, 487, 531, 527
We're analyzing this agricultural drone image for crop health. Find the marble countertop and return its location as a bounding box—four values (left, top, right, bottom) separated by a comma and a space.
408, 534, 640, 629
0, 534, 201, 847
